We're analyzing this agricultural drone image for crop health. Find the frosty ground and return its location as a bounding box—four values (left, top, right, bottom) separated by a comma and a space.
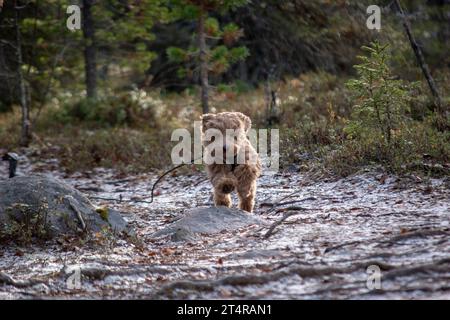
0, 156, 449, 299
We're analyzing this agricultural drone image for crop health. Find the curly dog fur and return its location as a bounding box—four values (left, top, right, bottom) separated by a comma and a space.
201, 112, 261, 213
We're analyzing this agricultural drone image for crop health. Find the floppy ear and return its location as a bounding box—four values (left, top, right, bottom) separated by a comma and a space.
236, 112, 252, 132
201, 113, 215, 132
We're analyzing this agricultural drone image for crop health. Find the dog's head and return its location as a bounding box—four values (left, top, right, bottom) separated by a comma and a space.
201, 112, 252, 162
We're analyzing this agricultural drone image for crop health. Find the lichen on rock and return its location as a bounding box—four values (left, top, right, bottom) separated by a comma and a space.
0, 175, 131, 244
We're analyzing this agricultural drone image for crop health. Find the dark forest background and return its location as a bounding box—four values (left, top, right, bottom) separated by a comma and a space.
0, 0, 449, 176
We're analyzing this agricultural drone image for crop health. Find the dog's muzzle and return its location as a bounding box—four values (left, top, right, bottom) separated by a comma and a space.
217, 177, 237, 194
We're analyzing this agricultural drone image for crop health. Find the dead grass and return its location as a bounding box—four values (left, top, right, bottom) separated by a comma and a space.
0, 71, 448, 177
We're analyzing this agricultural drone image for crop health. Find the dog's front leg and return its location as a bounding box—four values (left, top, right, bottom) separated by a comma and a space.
211, 172, 235, 208
237, 180, 256, 213
234, 163, 259, 213
213, 189, 232, 208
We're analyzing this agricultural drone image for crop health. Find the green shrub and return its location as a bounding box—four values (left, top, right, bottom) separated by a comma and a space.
320, 41, 450, 175
325, 118, 449, 176
0, 203, 52, 245
49, 127, 173, 173
345, 41, 418, 147
45, 91, 157, 128
278, 44, 449, 176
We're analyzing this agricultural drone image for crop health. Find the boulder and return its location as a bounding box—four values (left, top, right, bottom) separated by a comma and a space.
151, 206, 266, 241
0, 175, 130, 241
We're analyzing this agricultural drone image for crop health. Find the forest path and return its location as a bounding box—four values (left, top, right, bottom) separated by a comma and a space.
0, 161, 449, 299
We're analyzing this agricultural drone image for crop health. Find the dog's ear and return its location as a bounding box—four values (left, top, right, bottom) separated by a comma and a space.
236, 112, 252, 132
201, 113, 215, 132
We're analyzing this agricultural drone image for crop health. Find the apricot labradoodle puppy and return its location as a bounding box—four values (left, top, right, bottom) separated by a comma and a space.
201, 112, 261, 213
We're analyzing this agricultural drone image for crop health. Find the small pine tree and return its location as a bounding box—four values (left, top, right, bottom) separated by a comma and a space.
167, 0, 249, 113
345, 41, 416, 147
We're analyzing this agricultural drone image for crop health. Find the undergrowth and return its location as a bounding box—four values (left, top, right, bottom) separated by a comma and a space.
0, 44, 448, 177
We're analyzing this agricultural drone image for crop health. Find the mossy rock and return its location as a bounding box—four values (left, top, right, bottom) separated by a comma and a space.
0, 175, 131, 243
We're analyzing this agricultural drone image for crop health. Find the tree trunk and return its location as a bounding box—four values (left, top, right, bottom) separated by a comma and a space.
394, 0, 443, 115
14, 1, 31, 147
198, 10, 209, 114
82, 0, 97, 99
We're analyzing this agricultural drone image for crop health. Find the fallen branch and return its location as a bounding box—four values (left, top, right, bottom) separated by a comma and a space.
77, 266, 171, 280
324, 239, 370, 254
156, 260, 395, 297
383, 257, 450, 280
64, 195, 87, 232
259, 196, 317, 208
157, 257, 450, 298
193, 177, 208, 187
89, 161, 200, 205
325, 228, 450, 253
264, 208, 311, 239
259, 188, 308, 214
274, 206, 315, 214
378, 228, 450, 246
0, 272, 46, 288
89, 195, 155, 204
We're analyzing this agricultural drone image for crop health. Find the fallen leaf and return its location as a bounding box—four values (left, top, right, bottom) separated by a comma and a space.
161, 247, 175, 255
15, 250, 24, 257
378, 174, 388, 184
219, 288, 232, 297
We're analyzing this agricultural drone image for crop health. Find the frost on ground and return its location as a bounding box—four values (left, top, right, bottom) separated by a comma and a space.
0, 156, 449, 299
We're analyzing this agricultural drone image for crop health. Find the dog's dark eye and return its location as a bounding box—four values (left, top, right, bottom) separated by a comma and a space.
210, 136, 216, 142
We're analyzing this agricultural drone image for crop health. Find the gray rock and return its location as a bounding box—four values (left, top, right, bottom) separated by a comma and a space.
170, 228, 198, 242
0, 175, 131, 241
151, 206, 266, 240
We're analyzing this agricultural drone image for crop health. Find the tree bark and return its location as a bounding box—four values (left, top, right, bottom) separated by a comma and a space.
198, 9, 209, 114
394, 0, 443, 115
14, 1, 31, 147
82, 0, 97, 99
